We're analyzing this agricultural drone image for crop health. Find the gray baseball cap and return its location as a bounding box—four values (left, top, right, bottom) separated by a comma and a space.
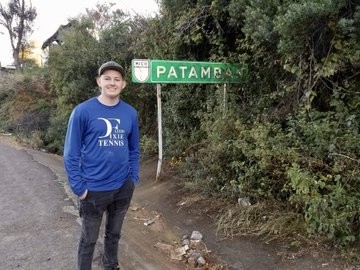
98, 61, 125, 77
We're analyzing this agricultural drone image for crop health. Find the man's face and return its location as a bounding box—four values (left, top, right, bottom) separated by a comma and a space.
97, 69, 126, 99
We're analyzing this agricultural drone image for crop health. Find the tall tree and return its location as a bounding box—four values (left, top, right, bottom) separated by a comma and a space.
0, 0, 36, 68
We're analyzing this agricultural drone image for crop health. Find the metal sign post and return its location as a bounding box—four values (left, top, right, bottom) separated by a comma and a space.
156, 83, 162, 181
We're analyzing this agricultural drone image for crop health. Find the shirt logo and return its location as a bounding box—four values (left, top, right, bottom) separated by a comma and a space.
97, 118, 125, 147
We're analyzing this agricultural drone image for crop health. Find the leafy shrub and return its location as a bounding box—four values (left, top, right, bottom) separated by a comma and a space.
287, 163, 360, 246
0, 71, 52, 144
44, 104, 72, 154
140, 135, 158, 158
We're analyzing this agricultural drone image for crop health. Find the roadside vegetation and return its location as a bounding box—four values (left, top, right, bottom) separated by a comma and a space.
0, 0, 359, 262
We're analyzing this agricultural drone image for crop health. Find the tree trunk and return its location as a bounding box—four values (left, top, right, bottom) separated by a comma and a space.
13, 49, 20, 69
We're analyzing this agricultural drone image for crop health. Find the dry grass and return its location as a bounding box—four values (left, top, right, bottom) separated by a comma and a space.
215, 201, 306, 240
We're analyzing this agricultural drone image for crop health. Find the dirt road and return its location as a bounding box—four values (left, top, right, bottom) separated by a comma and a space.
0, 140, 79, 269
0, 137, 185, 270
0, 135, 354, 269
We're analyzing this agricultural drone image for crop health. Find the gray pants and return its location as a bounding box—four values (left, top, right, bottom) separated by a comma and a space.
77, 179, 135, 270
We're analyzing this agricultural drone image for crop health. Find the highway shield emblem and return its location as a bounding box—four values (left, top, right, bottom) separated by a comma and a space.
132, 59, 150, 83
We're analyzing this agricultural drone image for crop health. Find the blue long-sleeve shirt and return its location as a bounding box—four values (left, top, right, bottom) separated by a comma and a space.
63, 97, 140, 197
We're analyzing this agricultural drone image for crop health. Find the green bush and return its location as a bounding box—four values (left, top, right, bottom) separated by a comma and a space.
0, 71, 52, 144
140, 135, 158, 158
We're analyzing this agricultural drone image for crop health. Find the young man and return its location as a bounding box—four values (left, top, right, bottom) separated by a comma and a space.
63, 60, 140, 270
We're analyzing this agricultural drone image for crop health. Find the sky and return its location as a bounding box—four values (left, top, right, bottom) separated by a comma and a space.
0, 0, 159, 66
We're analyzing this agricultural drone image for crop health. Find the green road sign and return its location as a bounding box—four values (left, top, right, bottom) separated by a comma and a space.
132, 59, 247, 84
